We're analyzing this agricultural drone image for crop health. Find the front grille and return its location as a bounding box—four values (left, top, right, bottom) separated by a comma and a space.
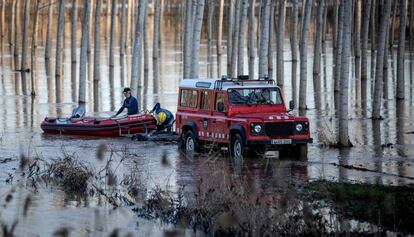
265, 122, 294, 137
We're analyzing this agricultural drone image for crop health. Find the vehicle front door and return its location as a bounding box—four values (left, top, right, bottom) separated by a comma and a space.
210, 91, 229, 143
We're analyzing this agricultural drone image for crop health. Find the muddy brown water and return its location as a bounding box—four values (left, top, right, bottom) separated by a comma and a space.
1, 15, 414, 237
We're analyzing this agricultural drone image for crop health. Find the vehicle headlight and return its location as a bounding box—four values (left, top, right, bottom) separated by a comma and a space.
296, 124, 303, 132
254, 124, 262, 133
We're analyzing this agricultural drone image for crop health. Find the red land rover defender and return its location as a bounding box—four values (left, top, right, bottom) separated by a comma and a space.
176, 78, 313, 159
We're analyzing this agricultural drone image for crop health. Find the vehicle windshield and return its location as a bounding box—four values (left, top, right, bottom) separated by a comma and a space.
228, 87, 283, 105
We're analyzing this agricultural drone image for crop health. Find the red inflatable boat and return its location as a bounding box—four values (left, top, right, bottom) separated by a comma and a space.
41, 114, 157, 137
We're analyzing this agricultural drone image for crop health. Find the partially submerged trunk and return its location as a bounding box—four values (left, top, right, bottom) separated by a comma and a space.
45, 0, 53, 61
94, 0, 102, 112
258, 0, 271, 79
79, 0, 91, 105
276, 0, 286, 88
290, 0, 298, 106
21, 0, 30, 95
396, 0, 407, 100
131, 0, 147, 99
372, 0, 392, 119
298, 0, 313, 110
30, 0, 40, 96
338, 0, 352, 147
71, 0, 78, 101
190, 0, 205, 78
55, 0, 65, 102
312, 0, 323, 110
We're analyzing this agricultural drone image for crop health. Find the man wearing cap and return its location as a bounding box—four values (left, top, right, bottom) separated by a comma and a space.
112, 88, 139, 117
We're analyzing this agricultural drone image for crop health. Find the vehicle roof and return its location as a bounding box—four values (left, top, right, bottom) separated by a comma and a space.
179, 79, 279, 91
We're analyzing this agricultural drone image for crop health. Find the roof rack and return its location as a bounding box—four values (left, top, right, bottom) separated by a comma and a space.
213, 78, 275, 90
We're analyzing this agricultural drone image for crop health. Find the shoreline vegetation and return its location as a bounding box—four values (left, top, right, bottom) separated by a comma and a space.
1, 148, 413, 236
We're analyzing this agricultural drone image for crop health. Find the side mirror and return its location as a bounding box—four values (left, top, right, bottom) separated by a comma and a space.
289, 100, 295, 111
217, 102, 226, 113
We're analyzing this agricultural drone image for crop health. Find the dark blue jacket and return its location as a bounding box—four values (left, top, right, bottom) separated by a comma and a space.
116, 96, 139, 116
152, 103, 174, 126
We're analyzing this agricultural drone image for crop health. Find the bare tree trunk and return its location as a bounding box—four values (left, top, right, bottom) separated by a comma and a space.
109, 0, 116, 100
290, 0, 298, 106
153, 0, 161, 92
30, 0, 40, 96
227, 0, 234, 78
372, 0, 392, 120
267, 2, 275, 80
276, 0, 286, 88
339, 0, 352, 147
143, 6, 149, 86
361, 0, 371, 113
0, 0, 4, 47
354, 0, 361, 107
79, 0, 90, 105
120, 0, 126, 87
312, 0, 323, 110
230, 0, 241, 78
396, 0, 406, 99
370, 0, 376, 97
20, 0, 30, 95
8, 0, 14, 46
389, 0, 398, 52
105, 0, 110, 41
248, 0, 255, 80
131, 0, 147, 99
55, 0, 65, 103
334, 2, 343, 110
237, 0, 248, 76
45, 0, 53, 61
298, 0, 313, 110
207, 0, 214, 77
183, 0, 193, 78
71, 0, 78, 101
258, 0, 271, 79
94, 0, 102, 112
383, 25, 389, 100
13, 0, 20, 64
190, 0, 205, 78
217, 0, 224, 78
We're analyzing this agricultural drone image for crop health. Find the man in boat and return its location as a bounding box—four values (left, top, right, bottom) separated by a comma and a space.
150, 103, 174, 132
112, 88, 139, 118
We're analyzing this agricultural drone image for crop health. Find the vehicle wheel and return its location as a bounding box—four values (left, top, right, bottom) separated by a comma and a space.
291, 144, 308, 160
182, 130, 198, 152
230, 133, 245, 159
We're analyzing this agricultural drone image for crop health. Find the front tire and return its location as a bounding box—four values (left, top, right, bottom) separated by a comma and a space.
230, 134, 245, 159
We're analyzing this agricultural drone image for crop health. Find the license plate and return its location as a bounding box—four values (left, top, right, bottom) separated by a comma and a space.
271, 139, 292, 145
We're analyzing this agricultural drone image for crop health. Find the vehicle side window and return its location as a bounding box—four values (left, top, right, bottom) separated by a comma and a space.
180, 89, 198, 108
200, 91, 211, 110
215, 92, 227, 112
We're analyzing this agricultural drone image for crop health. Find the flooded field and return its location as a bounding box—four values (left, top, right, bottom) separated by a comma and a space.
1, 6, 414, 236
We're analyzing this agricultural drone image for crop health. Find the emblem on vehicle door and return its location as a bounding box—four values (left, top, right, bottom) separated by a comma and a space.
203, 118, 208, 128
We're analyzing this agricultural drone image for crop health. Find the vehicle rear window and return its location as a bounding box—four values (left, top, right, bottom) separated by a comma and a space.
180, 89, 198, 108
200, 91, 211, 110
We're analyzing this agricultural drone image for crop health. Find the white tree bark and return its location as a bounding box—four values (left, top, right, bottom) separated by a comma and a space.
227, 0, 234, 78
21, 0, 30, 95
71, 0, 78, 100
207, 0, 214, 77
298, 0, 313, 110
153, 0, 161, 92
258, 0, 271, 79
190, 0, 205, 78
217, 0, 224, 78
290, 0, 298, 106
339, 0, 352, 147
183, 0, 193, 79
30, 0, 40, 96
109, 0, 117, 99
276, 0, 286, 88
334, 2, 343, 110
396, 0, 407, 100
94, 0, 102, 112
268, 2, 275, 80
230, 0, 241, 78
354, 0, 361, 107
45, 0, 53, 61
55, 0, 65, 102
238, 0, 249, 76
248, 0, 255, 80
120, 0, 126, 87
131, 0, 147, 98
312, 0, 323, 110
372, 0, 393, 119
13, 0, 19, 62
79, 0, 91, 105
370, 0, 376, 97
361, 0, 371, 112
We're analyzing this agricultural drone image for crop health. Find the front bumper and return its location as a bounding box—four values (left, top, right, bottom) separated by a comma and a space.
247, 138, 313, 145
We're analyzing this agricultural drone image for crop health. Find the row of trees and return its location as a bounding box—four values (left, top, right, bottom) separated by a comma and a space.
182, 0, 414, 147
